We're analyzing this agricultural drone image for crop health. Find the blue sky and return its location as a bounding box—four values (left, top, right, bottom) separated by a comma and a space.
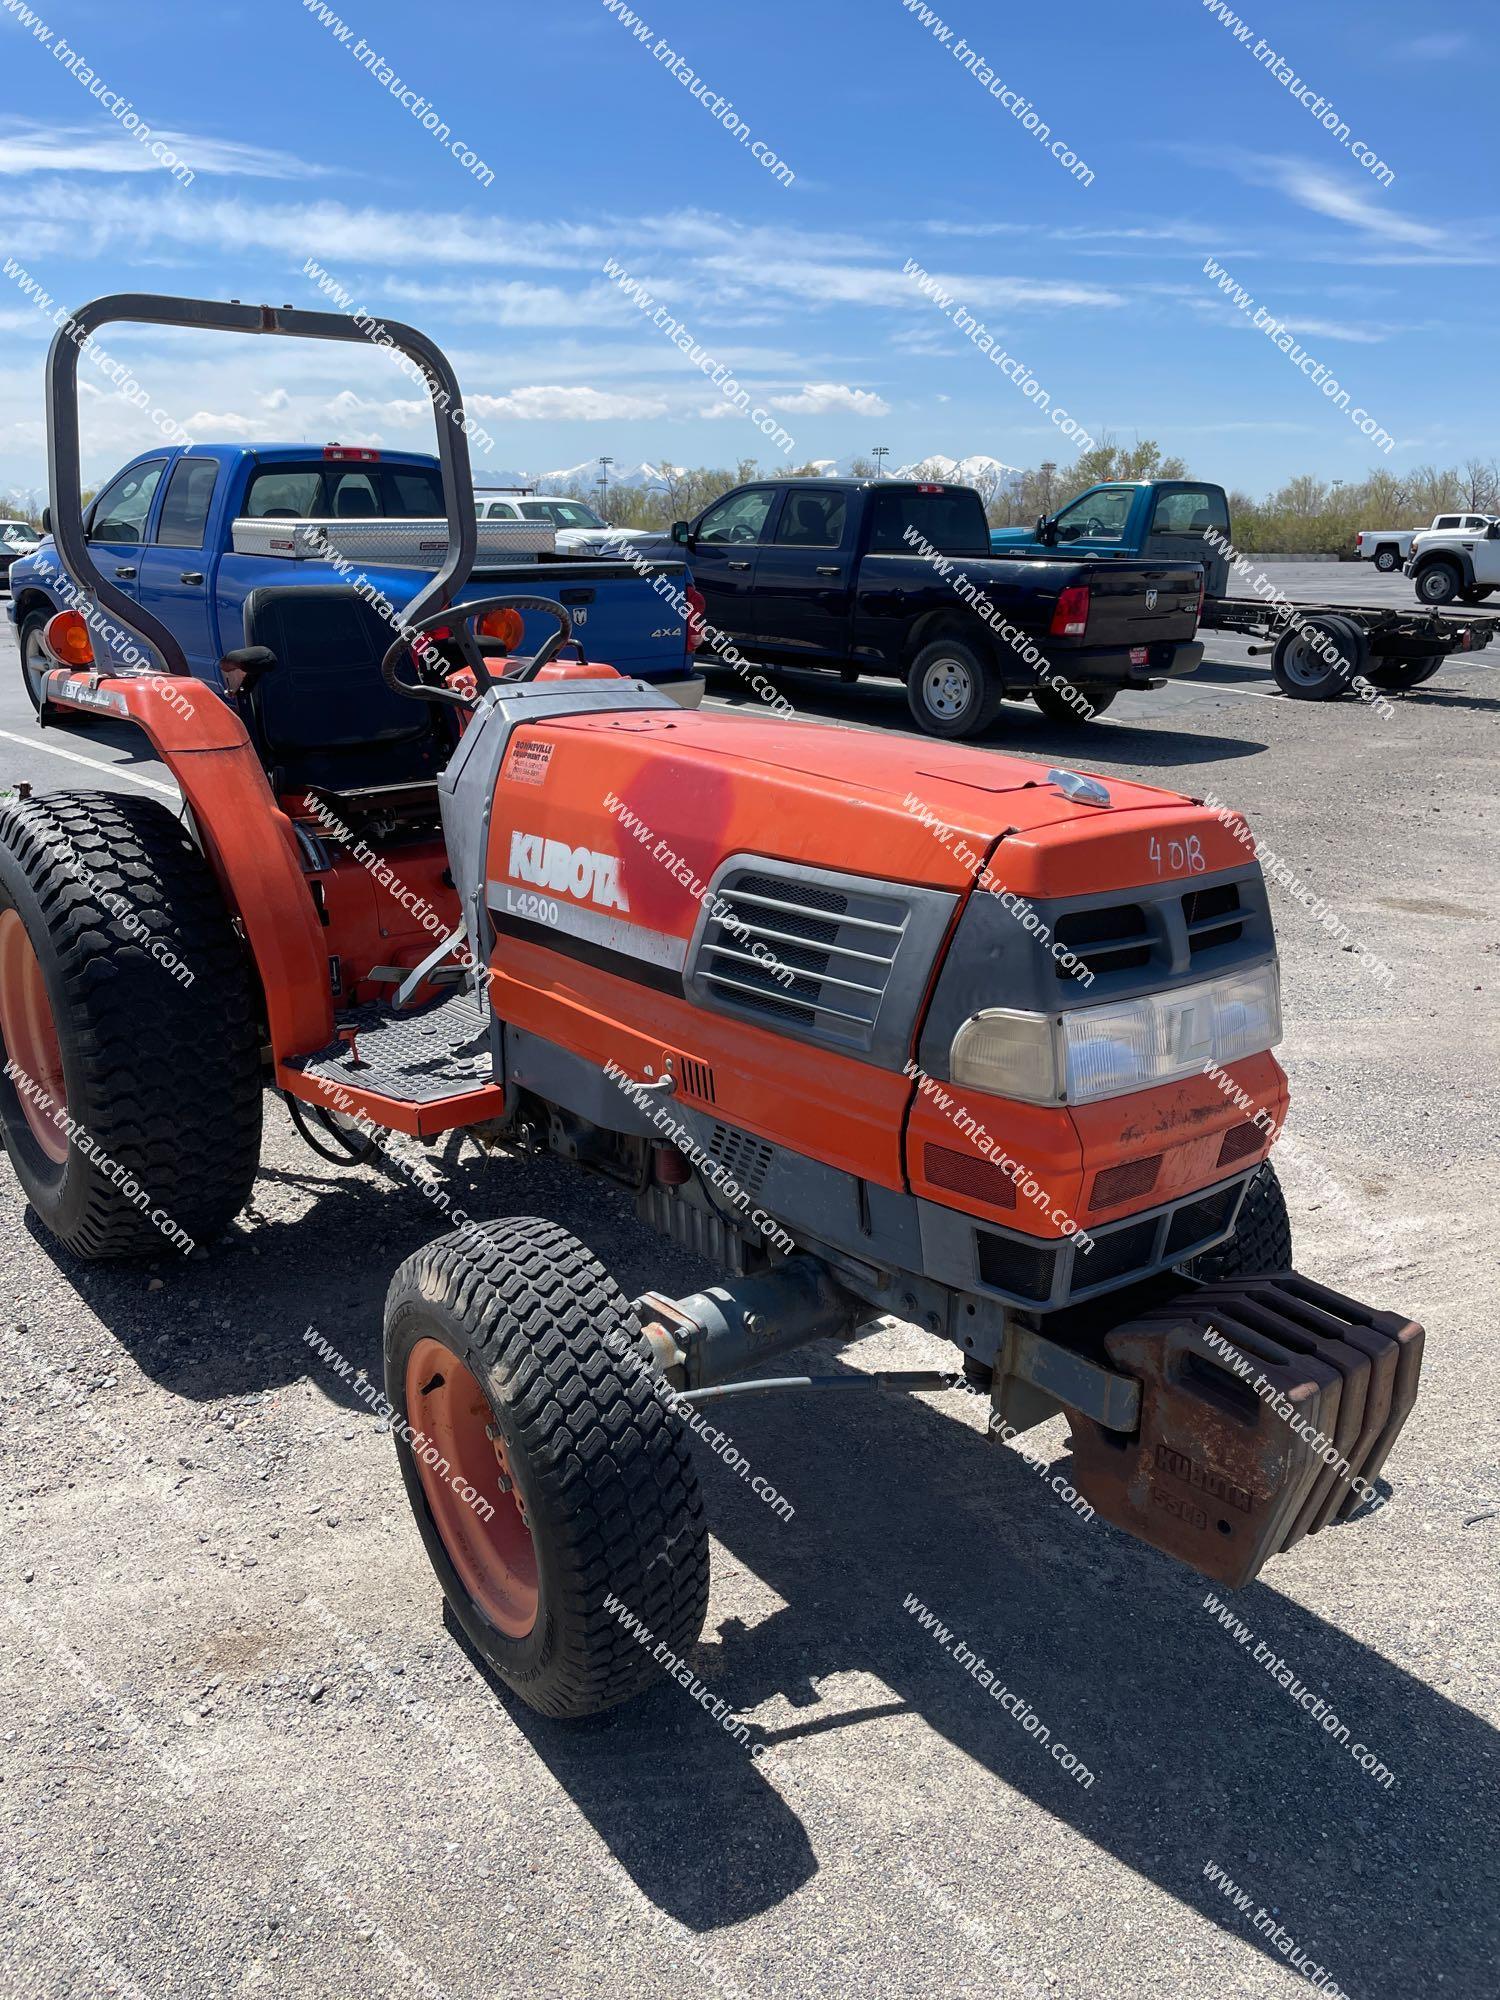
0, 0, 1493, 501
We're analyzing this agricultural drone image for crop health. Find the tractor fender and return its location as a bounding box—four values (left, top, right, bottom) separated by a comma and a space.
41, 667, 334, 1060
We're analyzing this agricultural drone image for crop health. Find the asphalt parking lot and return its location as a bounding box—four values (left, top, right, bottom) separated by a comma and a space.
1, 570, 1497, 2000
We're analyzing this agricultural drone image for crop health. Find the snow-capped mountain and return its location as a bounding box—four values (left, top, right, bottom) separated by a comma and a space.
540, 459, 669, 494
808, 452, 1024, 488
475, 453, 1024, 500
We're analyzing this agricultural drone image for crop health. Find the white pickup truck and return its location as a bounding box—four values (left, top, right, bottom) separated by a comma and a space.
1357, 514, 1496, 572
1404, 520, 1500, 606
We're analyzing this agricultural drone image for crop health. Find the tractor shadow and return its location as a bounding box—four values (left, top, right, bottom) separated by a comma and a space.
34, 1131, 1498, 1994
518, 1362, 1496, 1996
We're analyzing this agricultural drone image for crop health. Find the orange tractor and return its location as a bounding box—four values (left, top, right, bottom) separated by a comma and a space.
0, 297, 1421, 1718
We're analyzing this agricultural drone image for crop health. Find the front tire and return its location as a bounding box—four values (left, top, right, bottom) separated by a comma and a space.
1182, 1161, 1292, 1282
1031, 679, 1118, 725
1413, 562, 1462, 606
906, 637, 1004, 739
0, 792, 263, 1258
385, 1218, 710, 1719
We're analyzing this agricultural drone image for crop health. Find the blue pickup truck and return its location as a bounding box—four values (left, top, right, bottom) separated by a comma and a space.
8, 442, 703, 710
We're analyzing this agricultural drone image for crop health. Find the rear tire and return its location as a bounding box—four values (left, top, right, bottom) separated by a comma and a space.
1369, 653, 1443, 691
1270, 614, 1367, 700
1181, 1162, 1292, 1282
1031, 680, 1118, 725
385, 1217, 710, 1719
906, 637, 1004, 739
0, 792, 263, 1258
1374, 547, 1399, 573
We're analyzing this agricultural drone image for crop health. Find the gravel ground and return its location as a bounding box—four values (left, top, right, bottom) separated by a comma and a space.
1, 571, 1497, 2000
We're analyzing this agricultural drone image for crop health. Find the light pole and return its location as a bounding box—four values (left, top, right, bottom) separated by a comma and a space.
597, 455, 613, 513
872, 446, 889, 480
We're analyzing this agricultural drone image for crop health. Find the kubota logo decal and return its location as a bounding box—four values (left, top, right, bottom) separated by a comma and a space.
508, 832, 629, 912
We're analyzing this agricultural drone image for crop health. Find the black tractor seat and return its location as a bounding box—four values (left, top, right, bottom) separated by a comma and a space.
236, 585, 458, 799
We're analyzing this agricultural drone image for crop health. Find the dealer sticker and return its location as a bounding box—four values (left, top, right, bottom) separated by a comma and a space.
505, 739, 554, 788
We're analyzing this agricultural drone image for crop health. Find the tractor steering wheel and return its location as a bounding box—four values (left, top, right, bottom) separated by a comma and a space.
381, 596, 581, 706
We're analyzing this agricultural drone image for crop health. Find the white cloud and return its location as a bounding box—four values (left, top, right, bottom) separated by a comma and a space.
182, 409, 282, 439
768, 383, 890, 416
469, 385, 669, 422
1, 183, 602, 269
1399, 33, 1470, 58
318, 378, 658, 427
700, 252, 1122, 313
0, 119, 326, 180
1244, 156, 1451, 249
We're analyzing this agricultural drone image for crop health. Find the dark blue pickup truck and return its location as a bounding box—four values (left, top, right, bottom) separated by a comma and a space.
9, 442, 704, 710
672, 476, 1204, 735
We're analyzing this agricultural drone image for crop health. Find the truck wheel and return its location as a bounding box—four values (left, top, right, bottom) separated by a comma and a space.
1369, 654, 1443, 691
906, 638, 1004, 738
0, 791, 263, 1258
1374, 547, 1399, 573
18, 607, 55, 715
1413, 562, 1462, 606
1031, 680, 1118, 725
385, 1217, 710, 1719
1270, 614, 1366, 700
1181, 1162, 1292, 1281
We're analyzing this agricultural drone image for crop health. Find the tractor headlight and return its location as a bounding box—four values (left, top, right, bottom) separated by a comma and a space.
949, 963, 1281, 1106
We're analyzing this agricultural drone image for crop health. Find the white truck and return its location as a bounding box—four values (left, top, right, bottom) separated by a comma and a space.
1404, 520, 1500, 606
1357, 514, 1496, 573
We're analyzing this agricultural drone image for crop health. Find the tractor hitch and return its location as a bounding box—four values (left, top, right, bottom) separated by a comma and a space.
1066, 1273, 1423, 1587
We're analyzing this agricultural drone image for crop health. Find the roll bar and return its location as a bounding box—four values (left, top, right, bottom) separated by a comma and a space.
45, 294, 478, 678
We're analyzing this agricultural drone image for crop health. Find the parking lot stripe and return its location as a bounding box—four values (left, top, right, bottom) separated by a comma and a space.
0, 729, 180, 797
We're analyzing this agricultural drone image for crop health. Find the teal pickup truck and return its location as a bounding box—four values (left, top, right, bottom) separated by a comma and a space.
992, 479, 1232, 597
993, 478, 1496, 700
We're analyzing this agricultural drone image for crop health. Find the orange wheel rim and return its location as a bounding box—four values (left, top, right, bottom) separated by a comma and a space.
0, 910, 67, 1164
405, 1336, 539, 1639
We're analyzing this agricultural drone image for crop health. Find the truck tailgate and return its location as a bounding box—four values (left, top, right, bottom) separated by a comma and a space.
458, 558, 693, 681
1082, 563, 1201, 645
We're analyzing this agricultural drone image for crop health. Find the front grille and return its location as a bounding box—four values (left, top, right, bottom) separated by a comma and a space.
1054, 880, 1248, 982
924, 1143, 1017, 1208
1164, 1182, 1242, 1257
958, 1169, 1253, 1309
1090, 1154, 1162, 1210
1184, 882, 1244, 955
1082, 1216, 1161, 1287
1054, 902, 1152, 981
694, 867, 910, 1052
976, 1230, 1059, 1304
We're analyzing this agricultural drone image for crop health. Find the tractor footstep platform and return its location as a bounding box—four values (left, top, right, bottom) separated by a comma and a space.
1067, 1273, 1423, 1587
286, 990, 492, 1105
